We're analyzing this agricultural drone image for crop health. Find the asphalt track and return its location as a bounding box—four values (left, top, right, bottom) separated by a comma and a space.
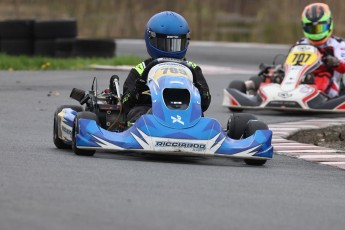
0, 40, 345, 230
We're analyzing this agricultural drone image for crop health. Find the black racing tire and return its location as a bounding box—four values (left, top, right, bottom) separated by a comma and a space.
0, 39, 33, 56
34, 39, 55, 57
34, 19, 77, 39
55, 38, 75, 57
228, 106, 243, 112
71, 39, 116, 57
0, 19, 34, 39
228, 80, 246, 93
53, 105, 84, 149
243, 120, 269, 166
226, 113, 258, 140
72, 112, 99, 156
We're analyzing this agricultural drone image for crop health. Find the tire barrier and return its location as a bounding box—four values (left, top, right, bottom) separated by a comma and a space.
33, 19, 77, 57
55, 38, 75, 58
0, 19, 34, 39
0, 19, 116, 57
33, 19, 77, 39
72, 39, 116, 57
34, 39, 56, 57
0, 20, 34, 55
0, 39, 33, 56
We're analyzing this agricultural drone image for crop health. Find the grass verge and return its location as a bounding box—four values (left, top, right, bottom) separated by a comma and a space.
0, 53, 143, 70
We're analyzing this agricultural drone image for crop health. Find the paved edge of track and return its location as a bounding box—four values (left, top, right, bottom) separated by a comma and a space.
270, 118, 345, 170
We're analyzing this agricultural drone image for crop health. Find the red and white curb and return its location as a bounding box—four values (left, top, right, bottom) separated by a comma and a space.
270, 118, 345, 170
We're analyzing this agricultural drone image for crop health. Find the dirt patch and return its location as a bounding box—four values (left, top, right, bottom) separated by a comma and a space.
288, 125, 345, 151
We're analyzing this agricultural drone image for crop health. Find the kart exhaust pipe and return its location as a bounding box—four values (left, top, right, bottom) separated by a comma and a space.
70, 88, 89, 104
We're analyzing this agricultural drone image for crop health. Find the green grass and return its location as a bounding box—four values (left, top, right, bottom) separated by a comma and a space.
0, 53, 143, 70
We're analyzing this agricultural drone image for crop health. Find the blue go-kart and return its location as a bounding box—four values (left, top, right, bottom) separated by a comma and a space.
53, 58, 273, 166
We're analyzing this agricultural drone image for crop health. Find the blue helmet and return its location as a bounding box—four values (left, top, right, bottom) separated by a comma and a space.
145, 11, 190, 59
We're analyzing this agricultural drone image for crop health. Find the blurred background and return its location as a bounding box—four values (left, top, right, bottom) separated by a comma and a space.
0, 0, 344, 44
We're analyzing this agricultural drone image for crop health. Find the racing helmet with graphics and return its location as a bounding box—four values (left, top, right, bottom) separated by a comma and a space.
145, 11, 190, 59
301, 3, 333, 46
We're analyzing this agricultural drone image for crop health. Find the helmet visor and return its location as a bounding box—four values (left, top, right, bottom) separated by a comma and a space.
303, 21, 330, 34
149, 32, 189, 52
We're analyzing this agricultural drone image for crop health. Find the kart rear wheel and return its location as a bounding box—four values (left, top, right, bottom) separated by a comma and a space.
53, 105, 83, 149
72, 112, 99, 156
228, 80, 246, 93
243, 120, 269, 166
226, 113, 257, 140
249, 76, 263, 91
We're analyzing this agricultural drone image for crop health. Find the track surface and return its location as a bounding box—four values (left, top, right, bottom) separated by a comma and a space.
1, 40, 345, 230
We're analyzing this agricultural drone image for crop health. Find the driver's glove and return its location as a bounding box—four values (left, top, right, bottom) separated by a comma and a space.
135, 78, 148, 93
135, 78, 150, 101
323, 55, 340, 68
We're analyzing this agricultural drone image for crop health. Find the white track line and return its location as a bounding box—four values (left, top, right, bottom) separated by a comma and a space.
298, 155, 345, 159
269, 128, 301, 131
269, 124, 320, 127
277, 149, 338, 153
274, 145, 327, 148
272, 132, 291, 135
320, 162, 345, 165
274, 142, 318, 145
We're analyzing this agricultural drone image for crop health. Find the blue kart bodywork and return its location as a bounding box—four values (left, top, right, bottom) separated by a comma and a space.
60, 63, 273, 160
74, 114, 273, 159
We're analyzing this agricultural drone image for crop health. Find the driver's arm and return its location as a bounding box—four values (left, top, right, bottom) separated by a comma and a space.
122, 69, 140, 115
193, 65, 212, 112
333, 60, 345, 73
122, 58, 153, 115
333, 42, 345, 73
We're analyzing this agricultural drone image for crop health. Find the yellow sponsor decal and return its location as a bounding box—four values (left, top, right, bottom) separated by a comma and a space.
186, 61, 197, 68
285, 51, 318, 65
134, 63, 145, 75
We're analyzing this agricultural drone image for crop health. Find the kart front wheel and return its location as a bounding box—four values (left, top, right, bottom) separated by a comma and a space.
53, 105, 83, 149
243, 120, 269, 166
72, 112, 99, 156
226, 113, 258, 140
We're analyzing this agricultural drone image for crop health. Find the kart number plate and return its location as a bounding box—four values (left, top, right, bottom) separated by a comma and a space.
148, 62, 193, 82
285, 51, 318, 66
154, 67, 188, 78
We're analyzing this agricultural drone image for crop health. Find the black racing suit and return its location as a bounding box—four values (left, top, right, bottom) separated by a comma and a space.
122, 58, 211, 124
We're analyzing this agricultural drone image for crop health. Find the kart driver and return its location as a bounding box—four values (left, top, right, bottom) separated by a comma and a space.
121, 11, 211, 125
296, 2, 345, 98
